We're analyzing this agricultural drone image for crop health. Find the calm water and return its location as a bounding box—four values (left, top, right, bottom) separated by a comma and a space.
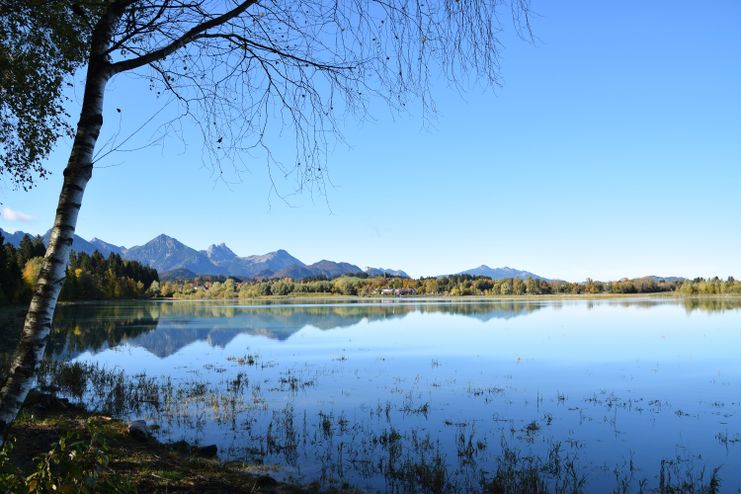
24, 298, 741, 491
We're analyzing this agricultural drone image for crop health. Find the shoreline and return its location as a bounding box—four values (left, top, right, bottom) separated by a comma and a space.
5, 390, 347, 493
6, 292, 741, 311
160, 292, 735, 302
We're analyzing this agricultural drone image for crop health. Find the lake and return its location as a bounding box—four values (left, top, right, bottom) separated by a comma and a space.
19, 297, 741, 491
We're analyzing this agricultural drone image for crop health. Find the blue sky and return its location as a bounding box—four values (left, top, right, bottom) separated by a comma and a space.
1, 1, 740, 281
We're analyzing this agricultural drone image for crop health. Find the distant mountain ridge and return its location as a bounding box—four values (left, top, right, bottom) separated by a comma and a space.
308, 260, 364, 278
0, 228, 409, 280
0, 229, 27, 246
8, 228, 682, 283
643, 275, 686, 283
455, 265, 549, 281
125, 234, 216, 274
89, 238, 125, 256
365, 267, 409, 278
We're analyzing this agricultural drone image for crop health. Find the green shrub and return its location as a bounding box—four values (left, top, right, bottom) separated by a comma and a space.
0, 423, 134, 493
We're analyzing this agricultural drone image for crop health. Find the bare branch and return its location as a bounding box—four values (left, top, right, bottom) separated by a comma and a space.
109, 0, 257, 74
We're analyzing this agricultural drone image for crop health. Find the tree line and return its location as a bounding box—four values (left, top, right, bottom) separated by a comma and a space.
0, 233, 158, 304
154, 273, 741, 299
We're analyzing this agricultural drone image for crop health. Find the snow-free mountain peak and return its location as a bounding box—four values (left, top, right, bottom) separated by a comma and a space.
89, 238, 125, 256
364, 267, 410, 278
1, 228, 559, 282
455, 265, 548, 281
206, 243, 237, 262
309, 260, 363, 278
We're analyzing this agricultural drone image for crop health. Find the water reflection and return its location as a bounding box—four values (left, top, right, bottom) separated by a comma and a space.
3, 295, 741, 366
45, 299, 548, 358
60, 297, 741, 358
34, 296, 741, 492
49, 303, 160, 358
40, 297, 741, 360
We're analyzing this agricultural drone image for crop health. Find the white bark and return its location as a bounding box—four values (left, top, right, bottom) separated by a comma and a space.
0, 2, 258, 444
0, 5, 120, 444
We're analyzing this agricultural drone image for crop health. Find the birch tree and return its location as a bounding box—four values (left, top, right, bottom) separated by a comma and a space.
0, 0, 531, 442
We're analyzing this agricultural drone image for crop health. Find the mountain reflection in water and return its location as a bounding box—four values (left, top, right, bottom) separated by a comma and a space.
47, 299, 544, 358
2, 296, 740, 364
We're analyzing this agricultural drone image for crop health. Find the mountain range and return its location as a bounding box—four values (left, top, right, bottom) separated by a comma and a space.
1, 228, 413, 280
4, 228, 688, 283
456, 265, 549, 281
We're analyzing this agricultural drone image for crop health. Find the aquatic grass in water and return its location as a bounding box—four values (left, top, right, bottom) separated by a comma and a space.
37, 358, 729, 493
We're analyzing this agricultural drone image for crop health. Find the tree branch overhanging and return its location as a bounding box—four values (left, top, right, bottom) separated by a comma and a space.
109, 0, 258, 74
195, 32, 358, 73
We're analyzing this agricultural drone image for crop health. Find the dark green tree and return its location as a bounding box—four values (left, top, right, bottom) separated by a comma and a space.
14, 234, 45, 269
0, 232, 8, 303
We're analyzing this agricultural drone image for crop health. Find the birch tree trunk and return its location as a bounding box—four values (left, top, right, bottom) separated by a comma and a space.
0, 6, 121, 445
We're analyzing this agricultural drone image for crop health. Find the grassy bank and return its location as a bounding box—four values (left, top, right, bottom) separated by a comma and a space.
1, 391, 351, 494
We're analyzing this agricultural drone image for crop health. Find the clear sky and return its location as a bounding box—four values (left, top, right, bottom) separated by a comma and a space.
1, 1, 740, 281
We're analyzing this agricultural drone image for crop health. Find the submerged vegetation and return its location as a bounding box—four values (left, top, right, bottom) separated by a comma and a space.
1, 358, 723, 493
